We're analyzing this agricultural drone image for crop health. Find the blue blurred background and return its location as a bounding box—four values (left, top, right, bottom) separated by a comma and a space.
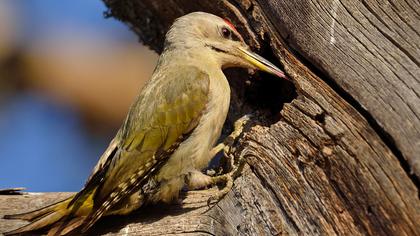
0, 1, 157, 192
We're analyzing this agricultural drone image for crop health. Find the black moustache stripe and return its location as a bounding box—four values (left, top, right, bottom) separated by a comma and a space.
205, 44, 228, 54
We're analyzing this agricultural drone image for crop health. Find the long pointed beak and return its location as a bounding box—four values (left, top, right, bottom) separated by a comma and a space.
239, 47, 288, 80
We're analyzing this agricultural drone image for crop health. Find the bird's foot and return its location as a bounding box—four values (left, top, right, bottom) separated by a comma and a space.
185, 115, 251, 208
209, 114, 252, 161
206, 154, 246, 207
206, 114, 251, 206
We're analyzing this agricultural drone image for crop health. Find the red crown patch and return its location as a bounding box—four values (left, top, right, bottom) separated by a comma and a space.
223, 19, 238, 33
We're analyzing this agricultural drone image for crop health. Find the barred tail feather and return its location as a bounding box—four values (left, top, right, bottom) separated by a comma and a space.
4, 211, 65, 236
47, 217, 86, 236
2, 195, 90, 236
3, 196, 72, 221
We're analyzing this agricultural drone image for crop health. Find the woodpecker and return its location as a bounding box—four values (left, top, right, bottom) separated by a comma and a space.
4, 12, 287, 235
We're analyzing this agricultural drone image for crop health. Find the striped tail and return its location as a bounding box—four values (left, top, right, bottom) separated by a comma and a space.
3, 192, 94, 236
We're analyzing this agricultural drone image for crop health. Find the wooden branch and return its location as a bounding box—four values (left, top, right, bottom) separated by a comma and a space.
0, 189, 245, 235
2, 0, 419, 235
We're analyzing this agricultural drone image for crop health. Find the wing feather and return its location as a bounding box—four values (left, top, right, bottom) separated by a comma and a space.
70, 65, 210, 230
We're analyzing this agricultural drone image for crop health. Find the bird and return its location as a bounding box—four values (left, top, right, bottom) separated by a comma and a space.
3, 11, 287, 235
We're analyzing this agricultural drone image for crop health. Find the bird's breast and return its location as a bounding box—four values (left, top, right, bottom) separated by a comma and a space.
157, 71, 231, 180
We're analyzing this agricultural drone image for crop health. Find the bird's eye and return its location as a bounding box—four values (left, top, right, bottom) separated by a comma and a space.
221, 27, 231, 39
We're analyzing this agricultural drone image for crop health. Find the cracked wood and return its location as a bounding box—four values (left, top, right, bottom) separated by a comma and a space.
1, 0, 419, 235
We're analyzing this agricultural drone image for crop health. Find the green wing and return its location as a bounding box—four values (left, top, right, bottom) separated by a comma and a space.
78, 65, 209, 229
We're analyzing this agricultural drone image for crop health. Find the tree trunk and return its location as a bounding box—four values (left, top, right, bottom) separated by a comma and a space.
1, 1, 419, 235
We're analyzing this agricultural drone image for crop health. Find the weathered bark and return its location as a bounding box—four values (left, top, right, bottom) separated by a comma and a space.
1, 0, 419, 235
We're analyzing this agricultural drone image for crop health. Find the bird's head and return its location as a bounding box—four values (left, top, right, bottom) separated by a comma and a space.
164, 12, 287, 79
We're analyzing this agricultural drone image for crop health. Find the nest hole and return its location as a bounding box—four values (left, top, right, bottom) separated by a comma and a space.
207, 46, 297, 171
208, 48, 296, 170
224, 46, 297, 128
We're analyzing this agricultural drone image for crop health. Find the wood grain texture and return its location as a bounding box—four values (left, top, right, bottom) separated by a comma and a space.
1, 0, 419, 235
261, 0, 420, 178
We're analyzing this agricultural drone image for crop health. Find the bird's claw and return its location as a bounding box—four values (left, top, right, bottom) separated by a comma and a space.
205, 153, 247, 209
205, 114, 251, 209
